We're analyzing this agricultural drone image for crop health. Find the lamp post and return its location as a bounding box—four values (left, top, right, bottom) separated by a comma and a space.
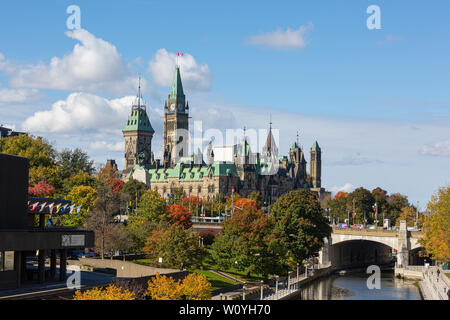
275, 276, 279, 299
260, 280, 264, 300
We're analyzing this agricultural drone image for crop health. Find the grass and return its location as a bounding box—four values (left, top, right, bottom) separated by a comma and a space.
189, 269, 237, 290
131, 258, 237, 290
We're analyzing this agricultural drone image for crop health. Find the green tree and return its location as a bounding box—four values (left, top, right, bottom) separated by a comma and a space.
168, 187, 186, 205
54, 185, 97, 227
421, 186, 450, 263
327, 196, 348, 224
121, 178, 148, 209
271, 189, 332, 265
62, 172, 98, 194
86, 182, 122, 259
56, 148, 95, 181
248, 191, 263, 209
137, 190, 167, 222
144, 225, 205, 269
387, 193, 410, 225
211, 206, 288, 277
0, 134, 59, 185
126, 216, 159, 252
347, 187, 375, 224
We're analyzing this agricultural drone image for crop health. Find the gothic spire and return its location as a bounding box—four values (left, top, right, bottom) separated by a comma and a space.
169, 66, 185, 101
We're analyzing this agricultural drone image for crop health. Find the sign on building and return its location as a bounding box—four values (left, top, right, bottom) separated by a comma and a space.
62, 234, 85, 247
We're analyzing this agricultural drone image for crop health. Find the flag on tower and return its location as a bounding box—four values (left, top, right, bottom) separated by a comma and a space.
178, 52, 183, 56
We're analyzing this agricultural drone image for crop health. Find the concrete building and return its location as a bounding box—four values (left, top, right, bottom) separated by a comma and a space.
0, 153, 94, 289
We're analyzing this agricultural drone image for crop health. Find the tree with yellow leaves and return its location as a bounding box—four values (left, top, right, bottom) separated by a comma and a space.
146, 273, 183, 300
181, 273, 212, 300
73, 284, 135, 300
421, 186, 450, 263
146, 273, 212, 300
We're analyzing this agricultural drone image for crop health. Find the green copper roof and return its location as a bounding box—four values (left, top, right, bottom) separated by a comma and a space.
169, 67, 185, 101
311, 141, 321, 151
290, 142, 298, 151
123, 107, 154, 132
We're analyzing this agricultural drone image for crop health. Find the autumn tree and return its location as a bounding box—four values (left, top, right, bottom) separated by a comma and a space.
73, 284, 135, 300
145, 273, 212, 300
167, 204, 193, 228
105, 224, 131, 259
146, 273, 183, 300
421, 186, 450, 263
395, 206, 423, 228
106, 178, 125, 196
181, 273, 212, 300
28, 181, 56, 197
271, 189, 332, 265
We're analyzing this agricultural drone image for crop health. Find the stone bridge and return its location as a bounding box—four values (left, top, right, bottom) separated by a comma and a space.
319, 221, 425, 269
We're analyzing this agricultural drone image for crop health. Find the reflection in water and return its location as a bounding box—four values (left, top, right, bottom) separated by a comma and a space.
299, 273, 422, 300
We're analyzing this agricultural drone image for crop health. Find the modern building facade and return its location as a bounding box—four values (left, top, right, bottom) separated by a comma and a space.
0, 153, 94, 289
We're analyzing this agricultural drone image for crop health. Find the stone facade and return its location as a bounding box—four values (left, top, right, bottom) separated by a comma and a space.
122, 67, 331, 205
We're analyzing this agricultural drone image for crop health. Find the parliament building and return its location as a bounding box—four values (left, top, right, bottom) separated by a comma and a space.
121, 67, 330, 205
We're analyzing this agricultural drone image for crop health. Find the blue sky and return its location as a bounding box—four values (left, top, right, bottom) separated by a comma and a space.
0, 0, 449, 208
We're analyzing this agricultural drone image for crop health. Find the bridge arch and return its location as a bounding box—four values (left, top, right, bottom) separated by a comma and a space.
328, 238, 395, 269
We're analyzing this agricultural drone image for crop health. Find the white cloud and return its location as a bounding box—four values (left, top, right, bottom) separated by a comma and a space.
420, 140, 450, 157
329, 153, 383, 166
22, 92, 136, 133
0, 29, 152, 96
246, 24, 313, 50
148, 49, 212, 91
90, 141, 124, 152
0, 87, 42, 103
330, 183, 354, 194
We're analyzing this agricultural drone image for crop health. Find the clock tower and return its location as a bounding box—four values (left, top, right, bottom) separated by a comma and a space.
122, 81, 155, 172
163, 66, 189, 167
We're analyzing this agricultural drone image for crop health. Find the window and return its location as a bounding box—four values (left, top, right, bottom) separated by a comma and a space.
0, 251, 14, 272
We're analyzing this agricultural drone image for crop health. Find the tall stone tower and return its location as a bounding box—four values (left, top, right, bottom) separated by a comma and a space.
122, 82, 155, 172
310, 141, 321, 188
163, 66, 189, 167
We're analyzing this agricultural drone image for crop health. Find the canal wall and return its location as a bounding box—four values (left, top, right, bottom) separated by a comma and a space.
281, 266, 333, 300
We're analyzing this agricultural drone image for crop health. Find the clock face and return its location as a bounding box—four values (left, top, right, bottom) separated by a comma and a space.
170, 104, 175, 112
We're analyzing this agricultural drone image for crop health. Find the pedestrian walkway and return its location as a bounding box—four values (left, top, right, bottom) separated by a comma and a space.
421, 266, 450, 300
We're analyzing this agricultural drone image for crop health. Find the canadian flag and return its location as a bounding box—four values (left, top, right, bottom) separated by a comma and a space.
178, 52, 183, 56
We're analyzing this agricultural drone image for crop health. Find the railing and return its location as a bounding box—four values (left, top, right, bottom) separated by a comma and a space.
422, 267, 450, 300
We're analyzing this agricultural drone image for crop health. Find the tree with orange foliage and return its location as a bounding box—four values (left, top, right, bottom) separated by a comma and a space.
334, 191, 349, 200
233, 198, 257, 211
167, 204, 192, 228
181, 196, 202, 214
106, 178, 125, 196
73, 284, 135, 300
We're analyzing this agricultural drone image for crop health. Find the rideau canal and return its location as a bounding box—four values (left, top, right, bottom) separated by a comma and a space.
299, 272, 422, 300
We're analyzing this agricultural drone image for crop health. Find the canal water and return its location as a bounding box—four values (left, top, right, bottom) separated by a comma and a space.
299, 272, 422, 300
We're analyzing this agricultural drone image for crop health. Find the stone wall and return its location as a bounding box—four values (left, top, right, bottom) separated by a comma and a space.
70, 258, 180, 278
